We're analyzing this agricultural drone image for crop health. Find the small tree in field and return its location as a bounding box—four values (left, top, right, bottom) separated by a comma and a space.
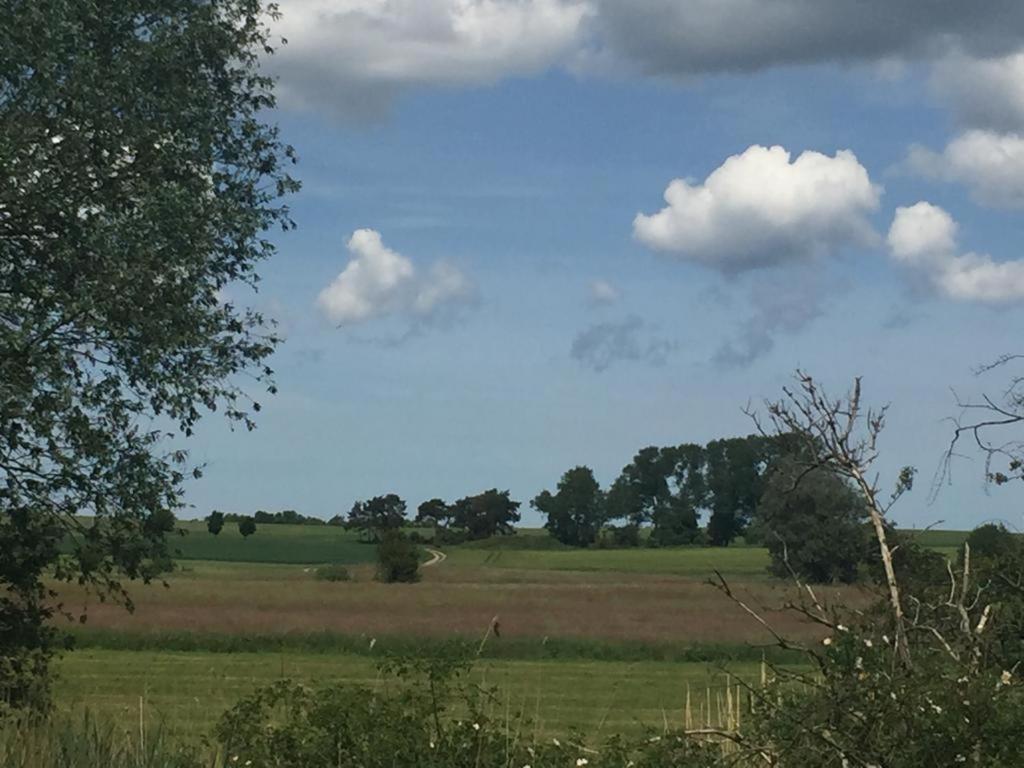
238, 517, 257, 539
376, 531, 420, 583
206, 511, 225, 536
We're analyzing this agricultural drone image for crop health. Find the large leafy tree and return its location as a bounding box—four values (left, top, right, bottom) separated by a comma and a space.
450, 489, 520, 540
533, 466, 605, 547
0, 0, 297, 708
752, 458, 870, 583
704, 436, 773, 546
347, 495, 407, 542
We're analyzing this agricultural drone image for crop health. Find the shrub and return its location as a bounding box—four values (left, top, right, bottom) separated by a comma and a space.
376, 531, 420, 583
214, 648, 719, 768
314, 564, 350, 582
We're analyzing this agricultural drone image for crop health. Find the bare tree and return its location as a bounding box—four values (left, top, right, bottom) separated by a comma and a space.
745, 371, 916, 666
939, 354, 1024, 493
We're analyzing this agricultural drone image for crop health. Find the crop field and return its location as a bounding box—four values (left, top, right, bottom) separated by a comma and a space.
47, 523, 967, 741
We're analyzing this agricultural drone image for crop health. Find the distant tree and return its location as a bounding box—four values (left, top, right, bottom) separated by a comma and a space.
206, 511, 225, 536
649, 499, 700, 546
376, 531, 421, 583
347, 494, 407, 542
451, 489, 521, 540
753, 459, 869, 583
607, 446, 701, 545
327, 514, 346, 527
238, 517, 257, 539
415, 498, 452, 542
533, 466, 606, 547
704, 436, 772, 546
965, 523, 1018, 562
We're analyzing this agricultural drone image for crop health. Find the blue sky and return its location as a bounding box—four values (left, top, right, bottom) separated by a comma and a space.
187, 2, 1024, 530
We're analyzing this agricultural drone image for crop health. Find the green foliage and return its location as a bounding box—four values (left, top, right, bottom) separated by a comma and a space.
205, 511, 225, 536
237, 517, 256, 539
376, 531, 421, 583
313, 564, 350, 582
0, 0, 296, 709
965, 523, 1018, 561
348, 494, 407, 541
213, 650, 718, 768
753, 460, 869, 583
744, 607, 1024, 767
533, 466, 606, 547
449, 489, 521, 540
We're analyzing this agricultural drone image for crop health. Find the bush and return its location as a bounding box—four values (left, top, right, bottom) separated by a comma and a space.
376, 531, 420, 583
214, 649, 719, 768
314, 564, 350, 582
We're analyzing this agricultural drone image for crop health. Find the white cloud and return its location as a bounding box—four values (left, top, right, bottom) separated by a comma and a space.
633, 145, 881, 273
272, 0, 589, 118
316, 229, 475, 325
931, 51, 1024, 133
887, 203, 1024, 304
907, 131, 1024, 209
588, 279, 619, 305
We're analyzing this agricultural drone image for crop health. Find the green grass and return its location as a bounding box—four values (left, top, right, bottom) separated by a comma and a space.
68, 628, 803, 665
167, 521, 376, 565
444, 545, 773, 578
54, 649, 771, 739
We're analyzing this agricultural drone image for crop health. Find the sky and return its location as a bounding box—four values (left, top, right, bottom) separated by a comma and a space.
187, 0, 1024, 530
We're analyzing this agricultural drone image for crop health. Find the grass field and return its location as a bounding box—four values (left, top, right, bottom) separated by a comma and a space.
47, 523, 970, 741
167, 520, 376, 565
54, 649, 769, 739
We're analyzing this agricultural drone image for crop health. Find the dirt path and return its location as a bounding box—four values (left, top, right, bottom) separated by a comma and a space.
422, 548, 447, 567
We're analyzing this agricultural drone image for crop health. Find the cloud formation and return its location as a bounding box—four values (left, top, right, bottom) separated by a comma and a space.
272, 0, 589, 118
713, 272, 826, 368
588, 1, 1024, 77
269, 2, 1024, 119
570, 316, 674, 372
887, 203, 1024, 303
931, 51, 1024, 133
907, 131, 1024, 210
633, 145, 880, 273
316, 229, 475, 326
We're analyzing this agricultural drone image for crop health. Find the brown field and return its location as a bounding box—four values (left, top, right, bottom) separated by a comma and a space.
55, 559, 872, 646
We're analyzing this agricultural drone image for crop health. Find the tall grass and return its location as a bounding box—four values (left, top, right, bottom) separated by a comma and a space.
0, 713, 204, 768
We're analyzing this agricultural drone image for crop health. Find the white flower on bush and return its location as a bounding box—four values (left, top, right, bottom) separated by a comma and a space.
822, 637, 833, 646
576, 759, 589, 766
472, 722, 480, 731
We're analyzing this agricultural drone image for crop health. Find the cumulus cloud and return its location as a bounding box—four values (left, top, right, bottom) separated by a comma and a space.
267, 2, 1024, 118
316, 229, 475, 326
887, 203, 1024, 303
272, 0, 589, 118
587, 279, 619, 305
633, 145, 880, 273
907, 131, 1024, 209
931, 51, 1024, 133
570, 316, 674, 372
587, 1, 1024, 78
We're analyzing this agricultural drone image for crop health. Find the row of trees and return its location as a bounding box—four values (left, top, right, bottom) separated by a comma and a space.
533, 435, 796, 548
342, 490, 521, 543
